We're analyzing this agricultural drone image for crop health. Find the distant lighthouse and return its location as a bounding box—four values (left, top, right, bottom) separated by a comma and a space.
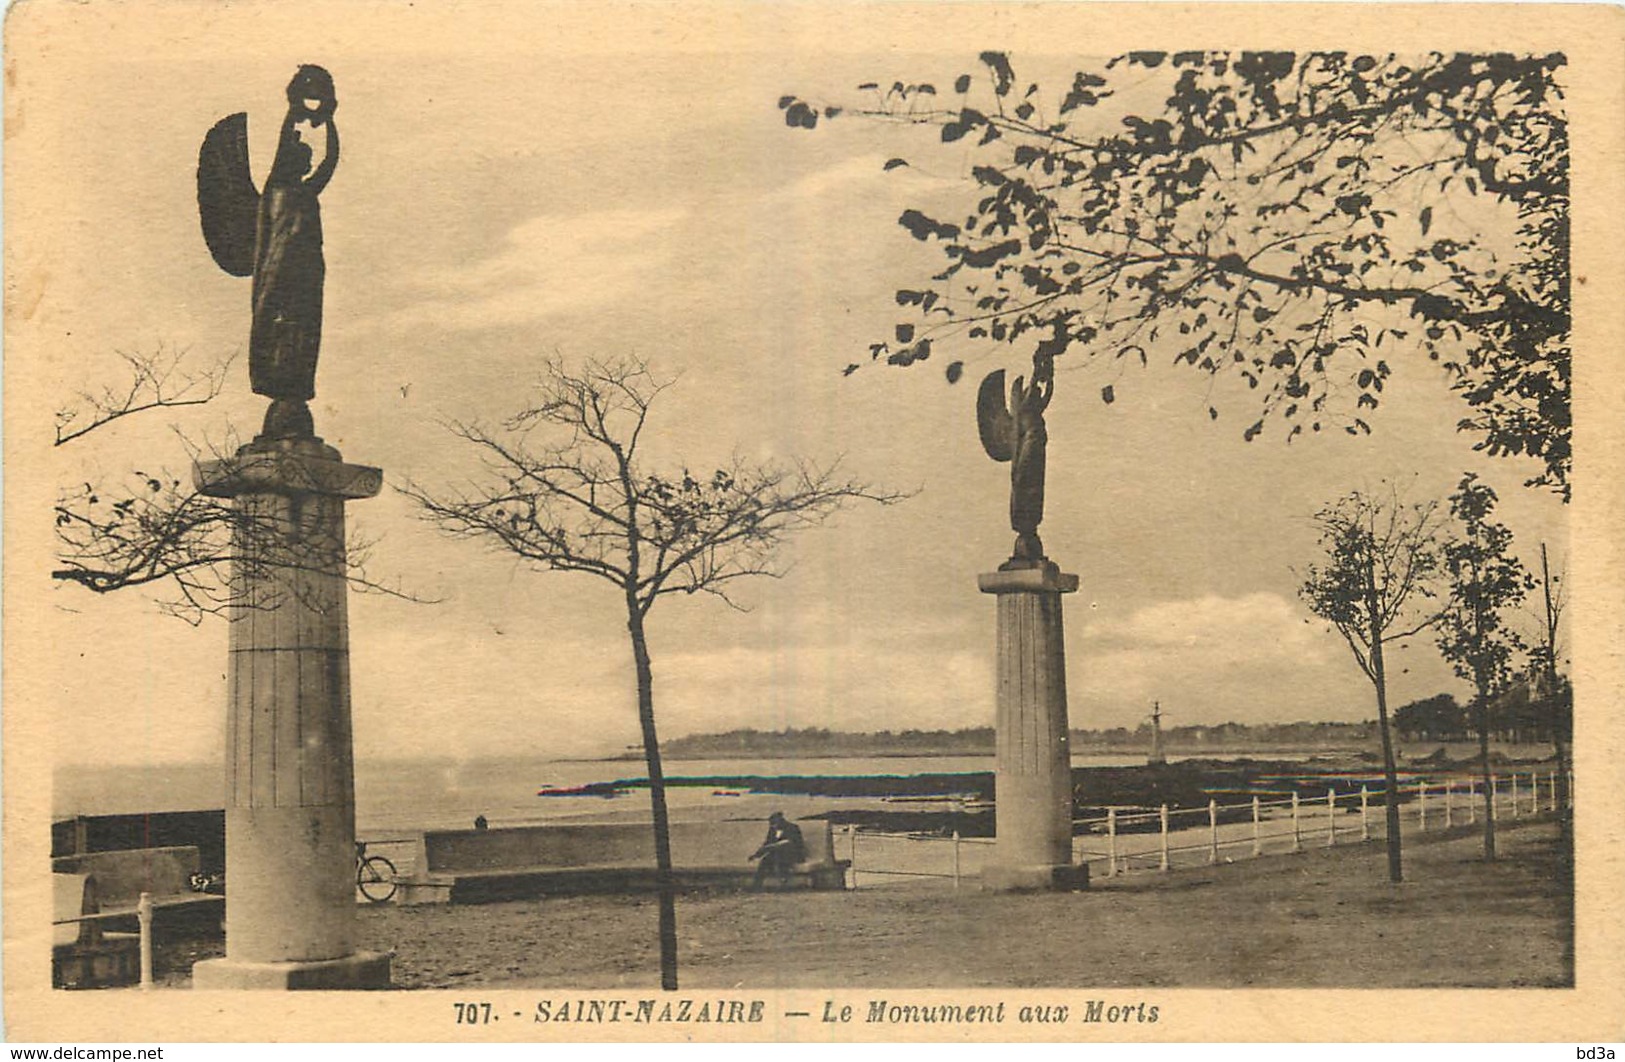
1149, 701, 1167, 766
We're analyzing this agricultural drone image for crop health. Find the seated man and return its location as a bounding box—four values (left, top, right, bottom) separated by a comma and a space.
748, 811, 806, 890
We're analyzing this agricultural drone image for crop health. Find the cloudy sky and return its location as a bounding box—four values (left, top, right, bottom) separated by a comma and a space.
12, 4, 1577, 768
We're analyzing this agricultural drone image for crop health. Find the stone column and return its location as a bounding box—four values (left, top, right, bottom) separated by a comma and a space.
978, 563, 1088, 891
190, 435, 391, 990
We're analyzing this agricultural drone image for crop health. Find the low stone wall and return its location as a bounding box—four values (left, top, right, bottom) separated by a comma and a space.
52, 810, 226, 873
399, 818, 847, 904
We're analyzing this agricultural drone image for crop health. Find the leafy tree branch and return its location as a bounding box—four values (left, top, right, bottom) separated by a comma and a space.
785, 50, 1570, 496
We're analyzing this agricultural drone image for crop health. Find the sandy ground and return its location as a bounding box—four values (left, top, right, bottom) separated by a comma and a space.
153, 818, 1570, 989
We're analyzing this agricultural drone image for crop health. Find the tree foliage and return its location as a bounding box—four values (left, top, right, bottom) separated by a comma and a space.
784, 51, 1570, 496
1300, 488, 1444, 681
1392, 692, 1467, 742
1436, 472, 1533, 860
1437, 473, 1532, 696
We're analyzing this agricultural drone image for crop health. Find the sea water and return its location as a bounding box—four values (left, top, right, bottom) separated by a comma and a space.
52, 751, 1319, 838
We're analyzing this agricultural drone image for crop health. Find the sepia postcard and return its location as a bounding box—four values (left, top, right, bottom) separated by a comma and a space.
5, 0, 1624, 1045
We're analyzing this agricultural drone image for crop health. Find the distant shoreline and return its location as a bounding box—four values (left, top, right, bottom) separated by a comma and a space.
54, 741, 1559, 822
599, 744, 1366, 762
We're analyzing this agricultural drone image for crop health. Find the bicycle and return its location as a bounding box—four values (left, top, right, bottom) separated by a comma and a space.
355, 841, 397, 904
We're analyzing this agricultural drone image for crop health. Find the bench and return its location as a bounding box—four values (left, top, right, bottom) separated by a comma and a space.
397, 818, 850, 904
53, 873, 139, 988
52, 845, 224, 933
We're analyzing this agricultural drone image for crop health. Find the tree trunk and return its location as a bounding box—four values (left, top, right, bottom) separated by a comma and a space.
1476, 687, 1497, 861
1540, 543, 1570, 866
1371, 643, 1403, 884
1366, 558, 1402, 885
627, 607, 679, 990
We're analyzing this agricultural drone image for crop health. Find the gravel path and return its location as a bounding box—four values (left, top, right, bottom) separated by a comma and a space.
155, 818, 1570, 989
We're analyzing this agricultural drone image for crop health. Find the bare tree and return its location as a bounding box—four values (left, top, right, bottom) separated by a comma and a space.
402, 356, 904, 990
1300, 486, 1444, 883
1531, 542, 1570, 857
54, 343, 233, 447
53, 460, 402, 622
54, 345, 411, 622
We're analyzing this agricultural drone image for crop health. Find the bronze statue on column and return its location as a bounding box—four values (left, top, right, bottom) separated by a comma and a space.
198, 65, 340, 440
977, 353, 1055, 567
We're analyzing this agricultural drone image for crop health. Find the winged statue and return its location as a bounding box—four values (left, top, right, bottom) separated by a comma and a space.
977, 354, 1055, 565
198, 65, 340, 439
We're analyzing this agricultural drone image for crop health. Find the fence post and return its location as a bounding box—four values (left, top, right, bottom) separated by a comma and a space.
1490, 773, 1499, 821
1107, 808, 1118, 877
1466, 779, 1475, 825
138, 891, 153, 991
1511, 773, 1521, 820
1359, 786, 1369, 841
1208, 799, 1219, 865
1549, 769, 1557, 812
1159, 804, 1170, 872
1418, 782, 1427, 833
1291, 792, 1301, 852
1326, 788, 1336, 847
1444, 778, 1454, 829
1252, 796, 1262, 857
1568, 770, 1575, 809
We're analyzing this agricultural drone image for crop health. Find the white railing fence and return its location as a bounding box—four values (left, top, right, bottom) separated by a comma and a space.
840, 768, 1572, 889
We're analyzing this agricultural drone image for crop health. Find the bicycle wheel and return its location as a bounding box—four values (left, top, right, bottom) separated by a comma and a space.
357, 854, 397, 904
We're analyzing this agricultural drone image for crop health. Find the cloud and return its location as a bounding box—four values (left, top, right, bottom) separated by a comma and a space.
381, 206, 689, 332
765, 153, 894, 204
1073, 593, 1350, 726
1084, 592, 1325, 657
344, 590, 1359, 761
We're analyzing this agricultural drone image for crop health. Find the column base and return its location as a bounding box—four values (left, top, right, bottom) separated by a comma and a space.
192, 950, 392, 990
981, 863, 1090, 893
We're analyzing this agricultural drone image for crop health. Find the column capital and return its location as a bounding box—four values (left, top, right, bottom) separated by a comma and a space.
195, 437, 383, 501
978, 563, 1078, 595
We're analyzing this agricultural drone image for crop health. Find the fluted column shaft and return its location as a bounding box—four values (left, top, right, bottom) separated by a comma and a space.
191, 436, 390, 989
978, 564, 1085, 891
